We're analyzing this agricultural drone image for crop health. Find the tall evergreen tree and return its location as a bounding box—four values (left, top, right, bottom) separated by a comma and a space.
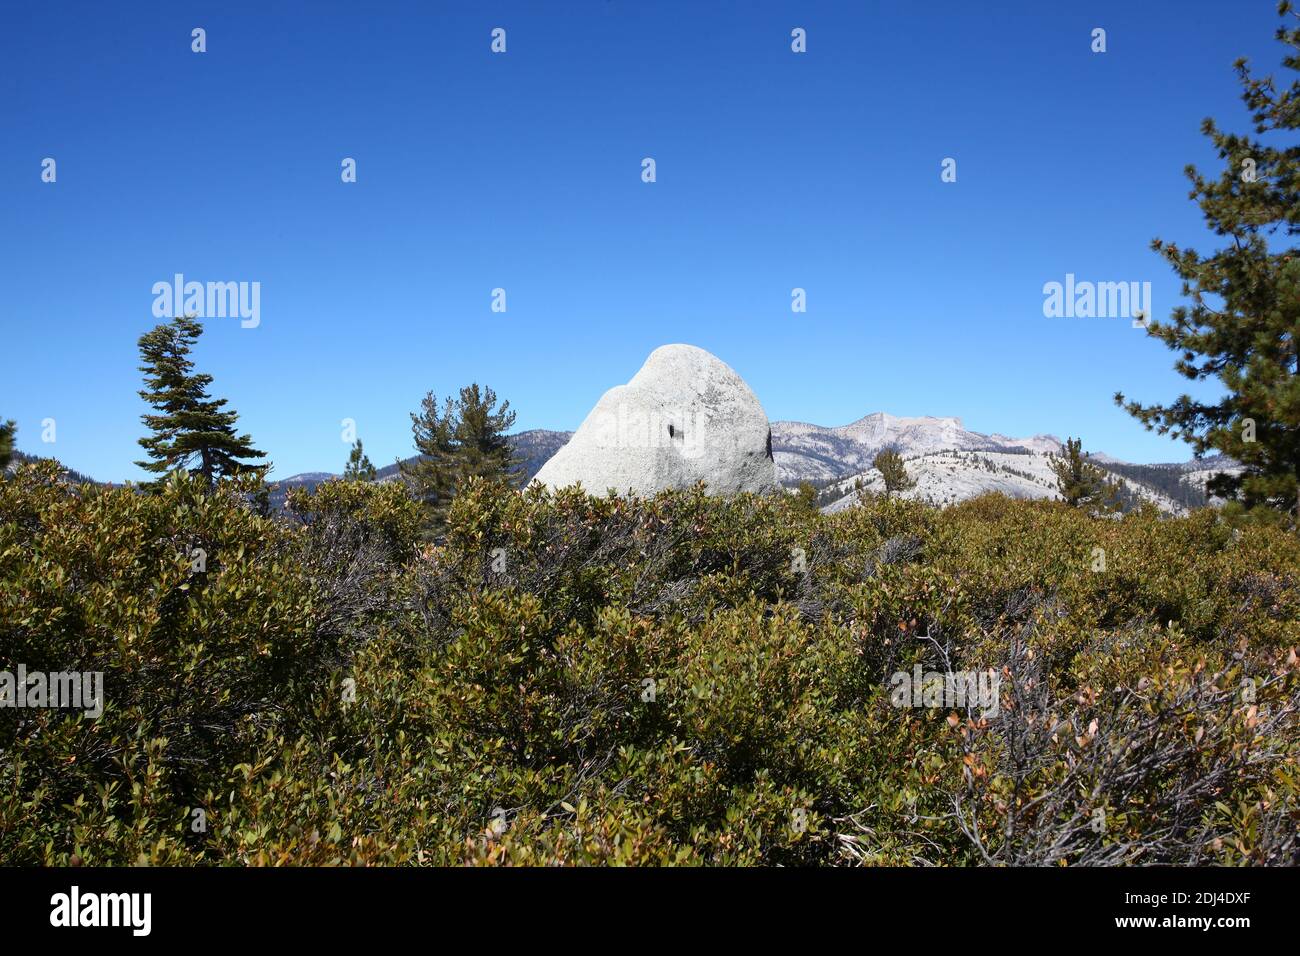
136, 315, 267, 488
873, 448, 916, 500
343, 438, 376, 481
450, 384, 519, 486
400, 384, 518, 532
400, 391, 457, 528
1116, 3, 1300, 526
1051, 437, 1121, 516
0, 419, 15, 472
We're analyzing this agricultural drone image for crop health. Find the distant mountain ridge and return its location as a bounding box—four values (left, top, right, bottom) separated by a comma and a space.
766, 415, 1241, 515
27, 417, 1229, 516
770, 413, 1063, 484
270, 418, 1236, 514
817, 448, 1215, 516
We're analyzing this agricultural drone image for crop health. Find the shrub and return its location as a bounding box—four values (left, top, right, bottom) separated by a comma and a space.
1, 463, 1296, 865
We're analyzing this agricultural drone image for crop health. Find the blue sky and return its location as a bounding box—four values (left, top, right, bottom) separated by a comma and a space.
1, 0, 1288, 481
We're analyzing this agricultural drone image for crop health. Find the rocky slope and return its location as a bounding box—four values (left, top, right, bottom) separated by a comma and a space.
816, 449, 1194, 515
771, 413, 1061, 484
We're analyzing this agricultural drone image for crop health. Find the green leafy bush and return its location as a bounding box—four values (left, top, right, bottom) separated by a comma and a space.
1, 465, 1296, 865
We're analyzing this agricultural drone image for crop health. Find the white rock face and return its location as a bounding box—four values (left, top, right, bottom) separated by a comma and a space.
533, 344, 779, 495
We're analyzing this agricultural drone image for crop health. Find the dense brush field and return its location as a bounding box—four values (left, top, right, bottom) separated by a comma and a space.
1, 460, 1297, 865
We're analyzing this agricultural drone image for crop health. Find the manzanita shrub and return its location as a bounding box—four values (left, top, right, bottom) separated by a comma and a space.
1, 462, 1296, 865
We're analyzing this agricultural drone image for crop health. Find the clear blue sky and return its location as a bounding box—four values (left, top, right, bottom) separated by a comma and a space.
1, 0, 1286, 481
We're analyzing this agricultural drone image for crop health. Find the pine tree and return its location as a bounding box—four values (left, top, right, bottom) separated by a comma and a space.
400, 384, 518, 532
400, 392, 456, 529
136, 315, 267, 488
343, 438, 376, 481
873, 448, 916, 500
1116, 3, 1300, 526
450, 384, 519, 486
0, 419, 15, 472
794, 480, 820, 514
1050, 437, 1121, 516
